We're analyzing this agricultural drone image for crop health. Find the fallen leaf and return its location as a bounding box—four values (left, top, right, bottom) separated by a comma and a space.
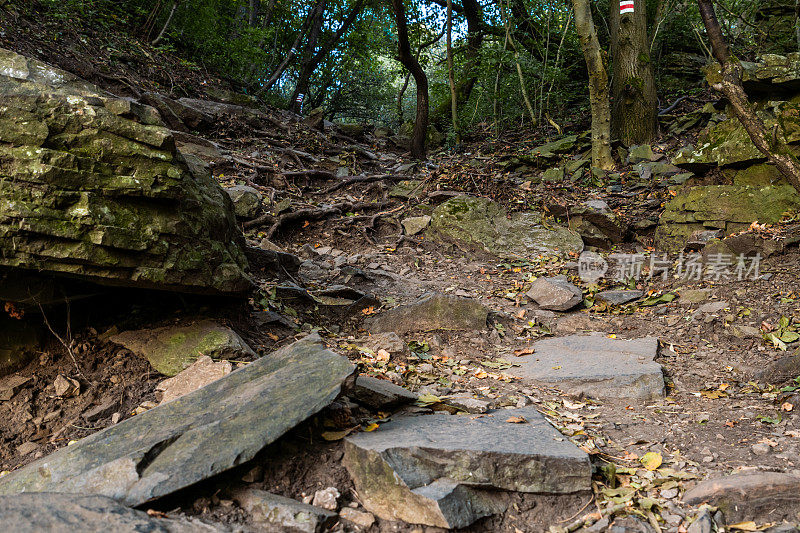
506, 416, 527, 424
514, 347, 535, 357
782, 402, 794, 412
376, 349, 390, 362
363, 422, 379, 432
640, 452, 663, 471
728, 522, 759, 532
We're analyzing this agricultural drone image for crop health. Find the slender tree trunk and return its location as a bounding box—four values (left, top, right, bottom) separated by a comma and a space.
447, 0, 460, 142
397, 27, 445, 126
392, 0, 429, 160
573, 0, 614, 169
698, 0, 800, 192
610, 0, 657, 144
291, 1, 326, 113
431, 0, 484, 127
248, 0, 260, 27
502, 1, 536, 126
152, 0, 179, 46
259, 1, 322, 94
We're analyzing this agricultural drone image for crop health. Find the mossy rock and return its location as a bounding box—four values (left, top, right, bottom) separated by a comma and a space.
0, 48, 250, 294
654, 185, 800, 252
110, 319, 256, 376
430, 196, 583, 259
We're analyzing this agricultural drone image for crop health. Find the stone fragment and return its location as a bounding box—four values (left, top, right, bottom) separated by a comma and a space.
431, 196, 583, 259
679, 289, 710, 304
54, 375, 80, 397
352, 332, 408, 356
225, 185, 262, 219
339, 507, 375, 528
0, 335, 355, 506
0, 492, 231, 532
595, 290, 643, 306
233, 489, 335, 532
0, 374, 30, 401
311, 487, 340, 511
352, 376, 417, 410
364, 293, 488, 334
443, 395, 490, 413
627, 144, 658, 164
111, 319, 255, 376
82, 399, 119, 422
696, 301, 729, 314
686, 508, 714, 533
0, 48, 250, 294
526, 276, 583, 311
343, 407, 590, 529
511, 334, 664, 401
683, 472, 800, 524
401, 215, 431, 236
156, 355, 233, 404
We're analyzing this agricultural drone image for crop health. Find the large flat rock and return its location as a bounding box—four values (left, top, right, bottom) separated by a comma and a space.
343, 406, 590, 529
364, 293, 488, 334
0, 335, 354, 506
511, 335, 664, 401
0, 492, 233, 532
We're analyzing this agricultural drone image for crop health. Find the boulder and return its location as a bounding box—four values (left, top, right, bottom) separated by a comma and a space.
0, 493, 233, 533
511, 334, 664, 401
343, 407, 590, 529
683, 471, 800, 524
0, 335, 355, 506
0, 48, 250, 294
225, 185, 262, 219
526, 276, 583, 311
431, 196, 583, 259
549, 200, 626, 248
627, 144, 658, 164
654, 185, 800, 252
595, 289, 643, 306
364, 293, 488, 334
110, 319, 255, 376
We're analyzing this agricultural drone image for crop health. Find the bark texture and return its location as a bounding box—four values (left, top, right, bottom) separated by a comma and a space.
392, 0, 429, 160
573, 0, 614, 169
610, 0, 657, 144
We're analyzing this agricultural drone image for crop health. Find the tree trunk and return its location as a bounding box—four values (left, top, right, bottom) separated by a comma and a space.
291, 0, 326, 113
259, 1, 322, 94
502, 0, 536, 126
698, 0, 800, 193
431, 0, 484, 128
573, 0, 614, 169
392, 0, 429, 160
152, 0, 179, 46
610, 0, 657, 145
447, 0, 460, 142
290, 0, 367, 113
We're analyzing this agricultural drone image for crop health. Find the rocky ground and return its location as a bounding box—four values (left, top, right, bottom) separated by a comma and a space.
2, 7, 800, 533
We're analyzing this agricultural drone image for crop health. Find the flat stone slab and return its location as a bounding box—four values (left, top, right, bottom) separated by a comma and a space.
232, 488, 336, 533
683, 471, 800, 524
0, 492, 232, 532
364, 293, 488, 334
343, 406, 590, 529
0, 335, 354, 506
511, 334, 664, 401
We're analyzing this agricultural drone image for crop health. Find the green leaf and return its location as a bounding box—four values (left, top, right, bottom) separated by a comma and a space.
780, 331, 800, 343
640, 292, 677, 307
765, 332, 788, 351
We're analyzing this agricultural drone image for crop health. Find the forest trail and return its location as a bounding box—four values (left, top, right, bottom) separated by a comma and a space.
1, 5, 800, 533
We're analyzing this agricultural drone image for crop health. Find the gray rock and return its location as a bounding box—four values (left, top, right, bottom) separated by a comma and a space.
339, 507, 375, 528
110, 319, 256, 376
343, 407, 590, 528
0, 492, 234, 532
352, 376, 417, 410
683, 471, 800, 524
627, 144, 658, 164
431, 196, 583, 260
443, 395, 490, 413
401, 215, 432, 236
755, 350, 800, 384
526, 276, 583, 311
696, 301, 729, 314
364, 293, 488, 334
225, 185, 262, 219
686, 508, 714, 533
610, 515, 657, 532
0, 335, 355, 506
595, 290, 643, 306
352, 332, 408, 356
511, 334, 664, 401
0, 48, 250, 295
232, 488, 335, 533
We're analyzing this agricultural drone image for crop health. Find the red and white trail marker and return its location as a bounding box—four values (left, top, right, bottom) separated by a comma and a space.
620, 0, 634, 14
